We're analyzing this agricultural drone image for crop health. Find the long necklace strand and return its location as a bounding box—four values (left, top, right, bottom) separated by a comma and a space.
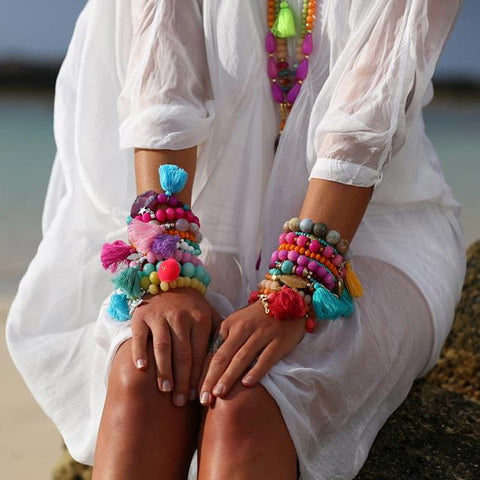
266, 0, 317, 150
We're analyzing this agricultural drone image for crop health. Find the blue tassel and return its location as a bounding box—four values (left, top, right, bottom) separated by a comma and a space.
159, 164, 188, 196
107, 293, 131, 321
312, 283, 354, 320
112, 267, 141, 298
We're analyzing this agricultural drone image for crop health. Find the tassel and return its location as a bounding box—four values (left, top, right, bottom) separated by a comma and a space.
127, 218, 164, 253
312, 283, 354, 320
269, 286, 307, 320
112, 267, 141, 298
272, 1, 297, 38
107, 293, 131, 321
100, 240, 134, 272
344, 261, 363, 297
159, 164, 188, 196
151, 234, 181, 259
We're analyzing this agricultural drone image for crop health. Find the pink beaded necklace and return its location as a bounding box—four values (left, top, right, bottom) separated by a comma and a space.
265, 0, 317, 149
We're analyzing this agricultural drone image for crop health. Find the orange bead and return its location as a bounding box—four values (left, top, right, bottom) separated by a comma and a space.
305, 250, 311, 256
299, 248, 305, 254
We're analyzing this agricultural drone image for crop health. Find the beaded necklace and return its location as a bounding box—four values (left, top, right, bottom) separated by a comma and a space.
265, 0, 317, 149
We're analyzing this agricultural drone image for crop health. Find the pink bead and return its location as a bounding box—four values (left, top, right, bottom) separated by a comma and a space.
332, 255, 343, 267
175, 207, 185, 218
155, 209, 166, 222
309, 239, 320, 252
265, 31, 276, 54
165, 208, 175, 220
129, 261, 138, 268
286, 81, 301, 104
318, 266, 327, 278
295, 58, 309, 80
278, 61, 289, 69
174, 250, 183, 261
285, 232, 296, 244
323, 246, 334, 259
147, 251, 157, 264
278, 250, 288, 261
302, 33, 313, 55
157, 193, 168, 204
288, 250, 299, 262
134, 215, 142, 221
278, 233, 287, 244
183, 252, 191, 262
308, 261, 318, 272
295, 266, 304, 276
268, 57, 278, 79
297, 235, 308, 247
271, 82, 284, 103
141, 213, 151, 222
185, 211, 194, 222
325, 273, 335, 284
297, 255, 309, 267
193, 215, 200, 225
271, 251, 279, 263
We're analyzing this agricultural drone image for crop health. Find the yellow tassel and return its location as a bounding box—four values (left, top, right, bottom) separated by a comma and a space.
344, 262, 363, 298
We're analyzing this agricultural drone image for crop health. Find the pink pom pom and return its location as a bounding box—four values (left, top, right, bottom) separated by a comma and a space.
157, 258, 181, 282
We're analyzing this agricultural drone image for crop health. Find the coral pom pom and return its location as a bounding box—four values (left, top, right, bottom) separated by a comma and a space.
269, 286, 307, 321
157, 258, 181, 283
248, 291, 260, 304
100, 240, 134, 272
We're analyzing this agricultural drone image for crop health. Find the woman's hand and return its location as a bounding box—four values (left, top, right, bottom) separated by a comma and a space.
130, 288, 221, 407
198, 300, 306, 406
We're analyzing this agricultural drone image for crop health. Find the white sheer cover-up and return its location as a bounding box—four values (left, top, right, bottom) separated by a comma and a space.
6, 1, 465, 478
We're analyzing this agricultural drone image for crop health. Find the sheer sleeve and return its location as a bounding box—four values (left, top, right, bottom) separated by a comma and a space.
309, 0, 461, 187
117, 0, 214, 150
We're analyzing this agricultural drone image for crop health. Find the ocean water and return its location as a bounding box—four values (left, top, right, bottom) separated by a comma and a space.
0, 92, 479, 299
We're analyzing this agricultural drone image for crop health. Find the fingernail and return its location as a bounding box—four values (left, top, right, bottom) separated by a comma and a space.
242, 376, 254, 386
200, 391, 210, 405
174, 394, 186, 407
136, 359, 146, 370
213, 383, 225, 396
161, 380, 172, 392
189, 388, 197, 401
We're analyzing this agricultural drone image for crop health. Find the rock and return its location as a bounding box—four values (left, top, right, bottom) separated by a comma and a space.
355, 380, 480, 479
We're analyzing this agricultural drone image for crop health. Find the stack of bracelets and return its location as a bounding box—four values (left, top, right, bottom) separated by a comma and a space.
100, 164, 211, 321
249, 217, 363, 333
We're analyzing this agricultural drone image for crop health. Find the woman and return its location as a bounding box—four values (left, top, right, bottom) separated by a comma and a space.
6, 0, 465, 479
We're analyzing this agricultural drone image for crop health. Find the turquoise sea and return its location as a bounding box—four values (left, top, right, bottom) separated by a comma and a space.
0, 92, 479, 300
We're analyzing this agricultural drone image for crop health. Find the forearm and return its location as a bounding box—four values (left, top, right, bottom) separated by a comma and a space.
299, 179, 373, 242
134, 147, 197, 204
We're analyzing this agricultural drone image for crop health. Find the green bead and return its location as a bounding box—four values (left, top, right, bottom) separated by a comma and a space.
143, 263, 155, 275
181, 262, 195, 278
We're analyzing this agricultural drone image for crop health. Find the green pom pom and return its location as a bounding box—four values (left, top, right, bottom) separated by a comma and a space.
272, 1, 297, 38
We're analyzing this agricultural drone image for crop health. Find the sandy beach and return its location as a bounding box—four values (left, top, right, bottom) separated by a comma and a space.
1, 297, 61, 479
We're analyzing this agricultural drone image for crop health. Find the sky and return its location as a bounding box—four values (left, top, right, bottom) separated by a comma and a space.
0, 0, 479, 81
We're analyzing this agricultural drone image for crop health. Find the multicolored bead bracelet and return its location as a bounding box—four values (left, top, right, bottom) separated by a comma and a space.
100, 165, 210, 322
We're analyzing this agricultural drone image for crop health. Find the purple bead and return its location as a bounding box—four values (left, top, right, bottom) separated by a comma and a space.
332, 255, 343, 267
288, 250, 299, 262
157, 193, 168, 204
286, 82, 301, 104
297, 255, 309, 267
168, 196, 178, 206
271, 82, 285, 103
308, 261, 318, 272
302, 33, 313, 55
271, 251, 279, 263
325, 273, 335, 284
318, 266, 327, 278
295, 266, 305, 276
296, 58, 309, 80
323, 246, 334, 259
131, 190, 158, 217
278, 250, 288, 261
267, 57, 278, 79
265, 31, 276, 54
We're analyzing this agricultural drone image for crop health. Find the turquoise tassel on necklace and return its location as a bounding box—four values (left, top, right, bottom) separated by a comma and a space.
265, 0, 317, 150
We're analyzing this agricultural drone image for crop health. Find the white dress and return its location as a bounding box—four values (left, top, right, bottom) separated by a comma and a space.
6, 1, 466, 478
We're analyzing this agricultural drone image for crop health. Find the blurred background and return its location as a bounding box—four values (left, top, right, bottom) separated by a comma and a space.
0, 0, 479, 478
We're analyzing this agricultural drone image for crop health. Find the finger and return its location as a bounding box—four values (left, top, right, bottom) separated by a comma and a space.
131, 319, 150, 371
189, 317, 211, 401
199, 324, 250, 406
170, 317, 193, 407
149, 319, 173, 393
241, 339, 283, 387
212, 334, 269, 398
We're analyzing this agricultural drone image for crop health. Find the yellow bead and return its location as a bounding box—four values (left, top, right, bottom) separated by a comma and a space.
160, 282, 170, 292
148, 284, 159, 295
177, 277, 185, 288
184, 277, 192, 288
169, 280, 178, 289
140, 276, 151, 290
149, 271, 160, 285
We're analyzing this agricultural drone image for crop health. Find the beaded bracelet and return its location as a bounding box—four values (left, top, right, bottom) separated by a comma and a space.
101, 165, 210, 322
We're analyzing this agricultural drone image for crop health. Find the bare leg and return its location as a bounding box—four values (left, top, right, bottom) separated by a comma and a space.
198, 382, 297, 480
92, 339, 199, 480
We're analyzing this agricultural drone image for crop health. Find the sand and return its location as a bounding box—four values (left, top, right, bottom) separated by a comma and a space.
1, 297, 61, 479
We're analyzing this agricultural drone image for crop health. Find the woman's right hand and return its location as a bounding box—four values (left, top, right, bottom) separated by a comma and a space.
130, 288, 221, 407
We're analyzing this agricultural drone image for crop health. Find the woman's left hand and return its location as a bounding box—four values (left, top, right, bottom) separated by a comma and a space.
198, 300, 306, 405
